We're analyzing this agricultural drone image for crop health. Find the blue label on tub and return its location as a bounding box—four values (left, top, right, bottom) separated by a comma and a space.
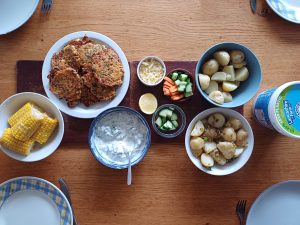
253, 88, 276, 129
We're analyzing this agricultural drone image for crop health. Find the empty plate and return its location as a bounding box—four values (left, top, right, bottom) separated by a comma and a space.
247, 180, 300, 225
0, 0, 39, 35
0, 177, 72, 225
267, 0, 300, 23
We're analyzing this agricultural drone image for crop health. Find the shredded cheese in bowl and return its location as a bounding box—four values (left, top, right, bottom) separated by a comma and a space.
138, 57, 166, 86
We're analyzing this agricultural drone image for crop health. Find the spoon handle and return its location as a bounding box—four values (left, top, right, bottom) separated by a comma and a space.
59, 178, 78, 225
127, 155, 132, 185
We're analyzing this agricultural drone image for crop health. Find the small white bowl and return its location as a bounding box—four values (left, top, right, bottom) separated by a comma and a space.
137, 56, 166, 86
185, 108, 254, 176
0, 92, 64, 162
42, 31, 130, 118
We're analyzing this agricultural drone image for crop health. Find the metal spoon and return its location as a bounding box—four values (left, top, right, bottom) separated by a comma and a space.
126, 151, 132, 185
58, 178, 78, 225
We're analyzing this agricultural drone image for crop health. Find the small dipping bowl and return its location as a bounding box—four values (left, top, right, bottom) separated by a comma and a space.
152, 104, 186, 138
88, 106, 151, 169
137, 56, 166, 86
165, 68, 195, 102
195, 42, 262, 108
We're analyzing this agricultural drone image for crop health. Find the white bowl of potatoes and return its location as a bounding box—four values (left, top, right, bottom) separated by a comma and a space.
185, 108, 254, 176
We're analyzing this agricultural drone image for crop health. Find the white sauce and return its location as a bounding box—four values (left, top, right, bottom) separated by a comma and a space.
92, 111, 148, 165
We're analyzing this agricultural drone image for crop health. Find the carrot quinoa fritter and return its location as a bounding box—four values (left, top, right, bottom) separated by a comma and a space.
48, 36, 124, 107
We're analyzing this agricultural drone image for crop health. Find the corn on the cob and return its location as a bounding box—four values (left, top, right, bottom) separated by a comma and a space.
32, 114, 58, 144
11, 108, 44, 141
8, 102, 34, 127
0, 128, 34, 156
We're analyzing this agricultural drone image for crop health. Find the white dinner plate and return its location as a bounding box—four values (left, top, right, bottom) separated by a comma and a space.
247, 180, 300, 225
266, 0, 300, 24
42, 31, 130, 118
0, 0, 39, 35
0, 177, 72, 225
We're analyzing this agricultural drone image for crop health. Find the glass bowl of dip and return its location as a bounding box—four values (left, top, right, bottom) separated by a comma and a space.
88, 106, 151, 169
137, 56, 166, 86
152, 104, 186, 138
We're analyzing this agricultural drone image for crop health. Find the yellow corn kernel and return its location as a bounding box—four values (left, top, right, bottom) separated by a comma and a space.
11, 108, 44, 141
8, 102, 34, 127
0, 128, 34, 156
32, 114, 58, 144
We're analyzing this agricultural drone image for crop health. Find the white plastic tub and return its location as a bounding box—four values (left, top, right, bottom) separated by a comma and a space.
253, 81, 300, 139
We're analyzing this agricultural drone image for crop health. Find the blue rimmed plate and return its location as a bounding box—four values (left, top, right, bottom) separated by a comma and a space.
267, 0, 300, 24
247, 180, 300, 225
0, 177, 73, 225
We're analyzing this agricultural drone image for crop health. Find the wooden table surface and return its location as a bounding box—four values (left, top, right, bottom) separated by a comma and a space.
1, 0, 300, 224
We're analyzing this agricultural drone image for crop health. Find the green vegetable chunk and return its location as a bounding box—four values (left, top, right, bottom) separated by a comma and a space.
171, 72, 179, 81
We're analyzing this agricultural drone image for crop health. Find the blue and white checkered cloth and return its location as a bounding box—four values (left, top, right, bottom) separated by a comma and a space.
0, 177, 72, 225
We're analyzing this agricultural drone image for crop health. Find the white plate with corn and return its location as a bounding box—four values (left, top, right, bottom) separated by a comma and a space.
0, 92, 64, 162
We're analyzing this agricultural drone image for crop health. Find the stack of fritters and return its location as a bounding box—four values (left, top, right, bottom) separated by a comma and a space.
49, 36, 124, 107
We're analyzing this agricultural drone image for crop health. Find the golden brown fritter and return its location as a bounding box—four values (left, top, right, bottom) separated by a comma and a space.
91, 47, 124, 87
81, 85, 99, 107
68, 36, 92, 48
49, 36, 123, 107
77, 43, 104, 66
51, 45, 81, 71
50, 68, 83, 107
82, 70, 116, 101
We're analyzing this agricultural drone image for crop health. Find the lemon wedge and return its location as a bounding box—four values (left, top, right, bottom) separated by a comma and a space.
138, 93, 158, 115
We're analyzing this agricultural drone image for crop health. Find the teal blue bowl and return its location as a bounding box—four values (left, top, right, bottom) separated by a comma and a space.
195, 42, 262, 108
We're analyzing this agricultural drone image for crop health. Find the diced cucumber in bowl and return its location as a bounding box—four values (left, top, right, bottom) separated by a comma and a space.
155, 107, 180, 131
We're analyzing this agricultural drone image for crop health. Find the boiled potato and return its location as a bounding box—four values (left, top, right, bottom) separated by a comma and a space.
208, 113, 226, 128
202, 59, 219, 76
222, 127, 237, 142
211, 72, 230, 82
222, 65, 235, 81
191, 120, 205, 137
217, 142, 236, 160
203, 142, 217, 154
204, 80, 218, 95
236, 129, 248, 147
235, 67, 249, 81
222, 92, 233, 102
230, 50, 245, 64
203, 127, 221, 139
234, 147, 244, 158
209, 91, 224, 104
200, 153, 214, 168
190, 137, 205, 157
210, 149, 227, 165
222, 81, 239, 92
226, 118, 242, 130
233, 61, 247, 69
199, 74, 211, 90
213, 51, 230, 66
201, 119, 208, 127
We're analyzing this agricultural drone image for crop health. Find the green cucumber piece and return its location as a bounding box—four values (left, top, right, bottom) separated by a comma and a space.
175, 80, 181, 86
170, 112, 178, 121
171, 72, 179, 81
184, 91, 193, 97
179, 74, 188, 81
159, 109, 170, 118
172, 120, 179, 128
155, 117, 163, 127
178, 84, 186, 92
163, 120, 174, 130
185, 83, 192, 93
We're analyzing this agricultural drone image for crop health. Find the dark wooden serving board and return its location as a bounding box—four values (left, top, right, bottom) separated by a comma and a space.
16, 60, 243, 145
